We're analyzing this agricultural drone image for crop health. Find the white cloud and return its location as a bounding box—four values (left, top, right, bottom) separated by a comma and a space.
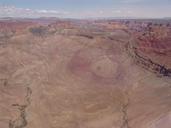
112, 10, 122, 13
37, 10, 49, 13
121, 0, 143, 3
0, 5, 69, 18
0, 5, 170, 18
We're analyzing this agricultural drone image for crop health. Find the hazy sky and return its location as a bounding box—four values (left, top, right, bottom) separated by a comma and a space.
0, 0, 171, 18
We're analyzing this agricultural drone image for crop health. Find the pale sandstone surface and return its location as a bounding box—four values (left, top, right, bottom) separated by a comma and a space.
0, 20, 171, 128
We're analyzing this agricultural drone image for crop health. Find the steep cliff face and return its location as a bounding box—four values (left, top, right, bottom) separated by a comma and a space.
127, 23, 171, 77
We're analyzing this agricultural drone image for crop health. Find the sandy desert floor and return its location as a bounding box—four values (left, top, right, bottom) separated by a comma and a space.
0, 19, 171, 128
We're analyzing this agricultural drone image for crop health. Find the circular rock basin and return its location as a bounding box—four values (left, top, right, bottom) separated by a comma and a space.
68, 46, 123, 84
90, 57, 118, 78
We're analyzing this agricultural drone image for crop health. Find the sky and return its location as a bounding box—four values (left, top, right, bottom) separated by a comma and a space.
0, 0, 171, 18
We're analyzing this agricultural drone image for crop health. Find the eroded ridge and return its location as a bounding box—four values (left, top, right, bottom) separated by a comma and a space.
126, 41, 171, 77
9, 87, 32, 128
125, 20, 171, 77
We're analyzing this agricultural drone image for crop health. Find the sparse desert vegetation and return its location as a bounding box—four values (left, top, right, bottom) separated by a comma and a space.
0, 18, 171, 128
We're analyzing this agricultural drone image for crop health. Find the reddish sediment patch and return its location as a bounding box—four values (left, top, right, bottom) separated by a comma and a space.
68, 46, 125, 84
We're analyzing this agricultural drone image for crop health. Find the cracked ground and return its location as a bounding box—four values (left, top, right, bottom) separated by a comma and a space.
0, 20, 171, 128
